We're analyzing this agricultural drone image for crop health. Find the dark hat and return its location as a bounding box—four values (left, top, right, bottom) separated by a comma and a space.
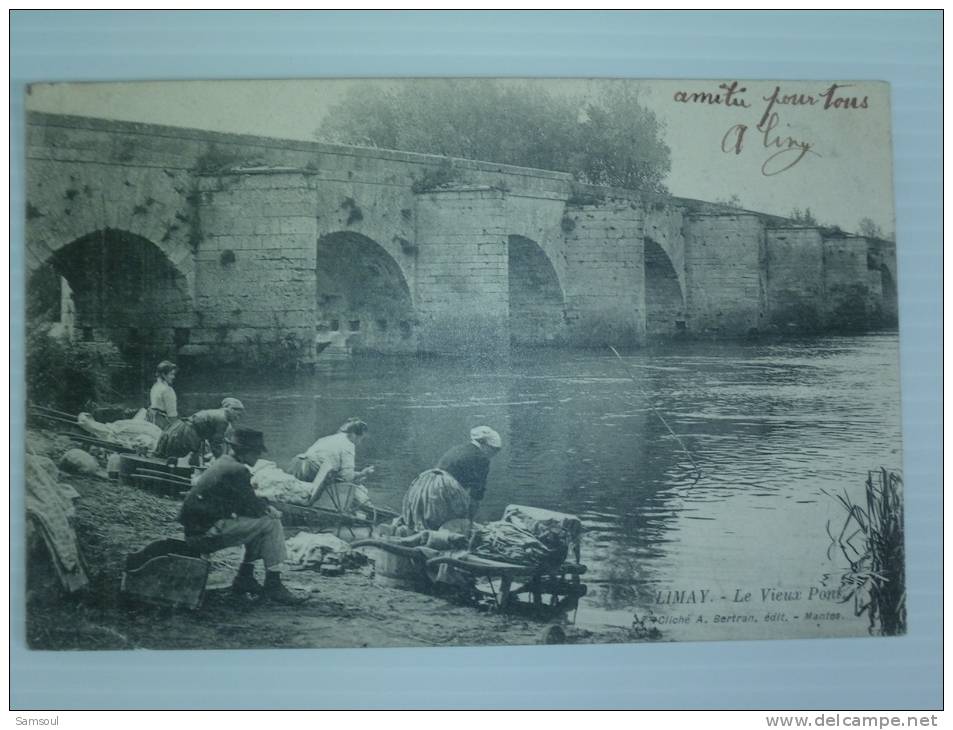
226, 427, 267, 453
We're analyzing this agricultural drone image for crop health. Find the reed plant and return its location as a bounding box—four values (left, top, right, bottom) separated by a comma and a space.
823, 468, 906, 636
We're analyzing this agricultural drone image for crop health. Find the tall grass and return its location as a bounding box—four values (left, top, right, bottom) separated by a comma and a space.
823, 468, 906, 636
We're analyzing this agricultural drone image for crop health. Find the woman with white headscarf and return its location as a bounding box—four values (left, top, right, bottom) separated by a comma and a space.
398, 426, 502, 532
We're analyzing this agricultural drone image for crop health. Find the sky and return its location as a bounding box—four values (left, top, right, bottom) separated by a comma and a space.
26, 78, 895, 234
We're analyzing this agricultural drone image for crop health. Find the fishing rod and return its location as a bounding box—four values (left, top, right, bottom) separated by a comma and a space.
608, 345, 702, 487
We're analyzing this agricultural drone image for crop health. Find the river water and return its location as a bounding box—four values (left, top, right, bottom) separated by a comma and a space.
171, 333, 902, 641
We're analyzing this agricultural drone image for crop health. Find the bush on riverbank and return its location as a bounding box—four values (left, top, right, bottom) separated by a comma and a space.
26, 325, 125, 413
242, 329, 305, 373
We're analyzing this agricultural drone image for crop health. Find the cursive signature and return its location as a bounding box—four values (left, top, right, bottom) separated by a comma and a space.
721, 112, 821, 176
672, 81, 872, 177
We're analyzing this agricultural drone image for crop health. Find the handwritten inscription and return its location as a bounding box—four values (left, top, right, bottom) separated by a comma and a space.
672, 82, 871, 176
673, 81, 751, 108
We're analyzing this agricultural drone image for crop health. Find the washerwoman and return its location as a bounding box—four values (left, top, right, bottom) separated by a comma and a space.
398, 426, 502, 532
154, 397, 245, 465
289, 418, 375, 507
147, 360, 178, 431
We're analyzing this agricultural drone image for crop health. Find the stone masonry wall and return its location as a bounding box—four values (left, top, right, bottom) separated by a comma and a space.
414, 188, 509, 355
765, 227, 825, 331
866, 238, 898, 325
193, 171, 318, 360
25, 112, 899, 358
684, 213, 766, 334
822, 234, 872, 330
562, 202, 645, 347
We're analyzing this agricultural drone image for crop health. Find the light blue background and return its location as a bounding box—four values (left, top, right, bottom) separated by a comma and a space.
10, 10, 942, 710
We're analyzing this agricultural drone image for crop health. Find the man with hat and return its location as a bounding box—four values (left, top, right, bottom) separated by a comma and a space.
178, 427, 303, 604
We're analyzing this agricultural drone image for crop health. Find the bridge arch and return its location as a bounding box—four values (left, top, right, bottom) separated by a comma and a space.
644, 236, 687, 337
25, 159, 196, 287
316, 231, 417, 354
29, 228, 194, 357
507, 234, 568, 346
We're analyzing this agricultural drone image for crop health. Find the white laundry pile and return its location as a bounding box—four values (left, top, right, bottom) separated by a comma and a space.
77, 411, 163, 452
250, 460, 312, 504
284, 532, 350, 569
250, 460, 373, 513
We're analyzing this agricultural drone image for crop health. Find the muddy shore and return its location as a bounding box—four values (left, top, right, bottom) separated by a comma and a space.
25, 428, 644, 651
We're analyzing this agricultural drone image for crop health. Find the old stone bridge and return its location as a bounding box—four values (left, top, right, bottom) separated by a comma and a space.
25, 112, 897, 361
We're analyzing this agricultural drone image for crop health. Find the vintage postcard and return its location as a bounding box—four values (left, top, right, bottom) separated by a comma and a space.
23, 78, 902, 649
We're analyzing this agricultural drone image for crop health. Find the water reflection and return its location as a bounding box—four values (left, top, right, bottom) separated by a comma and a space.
172, 334, 901, 635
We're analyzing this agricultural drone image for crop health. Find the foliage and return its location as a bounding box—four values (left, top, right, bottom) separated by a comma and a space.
822, 468, 906, 636
243, 329, 305, 373
788, 207, 818, 225
410, 158, 461, 194
858, 217, 894, 241
317, 80, 671, 193
194, 144, 242, 174
714, 194, 744, 209
566, 182, 606, 206
26, 325, 124, 414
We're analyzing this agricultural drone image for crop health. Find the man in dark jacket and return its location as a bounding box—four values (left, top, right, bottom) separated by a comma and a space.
178, 427, 302, 604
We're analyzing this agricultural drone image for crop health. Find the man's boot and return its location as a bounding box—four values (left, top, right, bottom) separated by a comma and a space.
263, 571, 305, 605
231, 562, 263, 595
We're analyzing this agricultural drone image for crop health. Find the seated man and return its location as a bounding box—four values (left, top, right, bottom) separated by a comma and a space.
128, 427, 303, 605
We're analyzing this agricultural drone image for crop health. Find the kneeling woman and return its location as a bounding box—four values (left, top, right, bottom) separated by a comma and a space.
154, 397, 245, 465
289, 418, 375, 506
399, 426, 502, 532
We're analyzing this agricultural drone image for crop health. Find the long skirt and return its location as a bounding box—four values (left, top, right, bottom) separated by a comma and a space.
288, 455, 319, 482
154, 419, 201, 459
399, 469, 471, 533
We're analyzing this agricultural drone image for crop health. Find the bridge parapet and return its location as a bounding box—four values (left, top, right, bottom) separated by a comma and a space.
24, 112, 898, 362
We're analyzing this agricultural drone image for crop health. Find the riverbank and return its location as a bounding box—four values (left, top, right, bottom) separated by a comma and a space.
25, 427, 639, 651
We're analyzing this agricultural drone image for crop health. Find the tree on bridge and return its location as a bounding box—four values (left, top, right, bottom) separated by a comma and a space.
788, 207, 818, 225
858, 217, 894, 241
316, 80, 671, 193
